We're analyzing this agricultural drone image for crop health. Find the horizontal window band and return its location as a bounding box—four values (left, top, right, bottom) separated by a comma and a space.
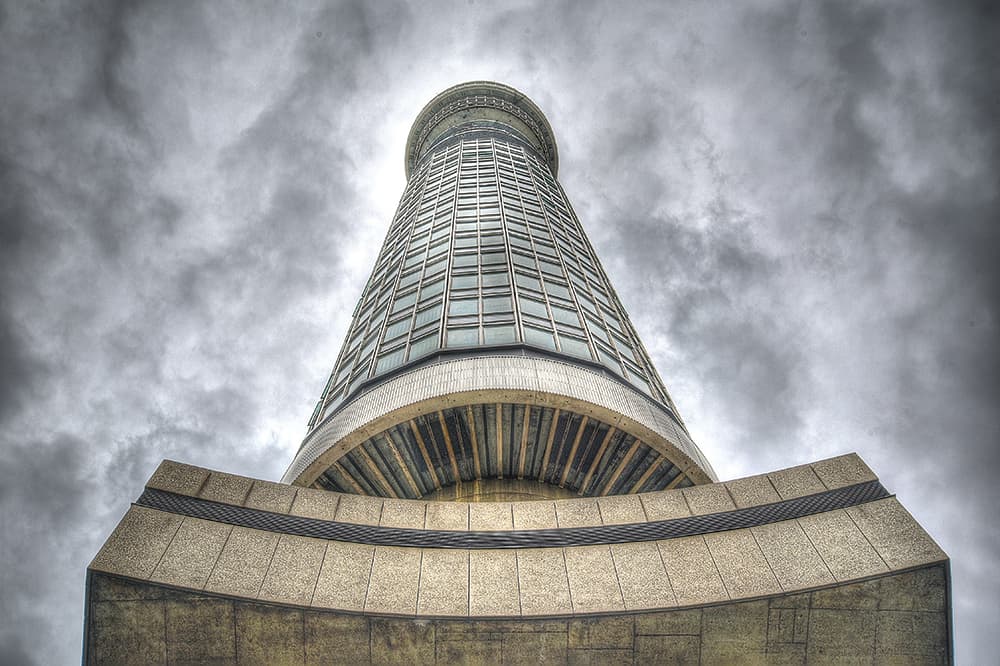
135, 480, 889, 550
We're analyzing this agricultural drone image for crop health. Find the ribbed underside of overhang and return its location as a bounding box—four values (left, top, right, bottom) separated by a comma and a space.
312, 403, 694, 499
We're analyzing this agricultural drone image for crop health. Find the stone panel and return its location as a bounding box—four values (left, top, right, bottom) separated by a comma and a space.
469, 549, 519, 616
151, 516, 232, 590
370, 618, 435, 665
380, 498, 426, 529
304, 612, 370, 665
257, 534, 327, 606
518, 548, 573, 616
806, 608, 877, 663
90, 599, 166, 665
424, 501, 468, 530
657, 536, 728, 606
334, 493, 384, 525
234, 605, 304, 665
700, 600, 769, 664
199, 471, 253, 505
704, 529, 781, 599
289, 487, 340, 521
512, 500, 558, 529
469, 501, 513, 530
312, 541, 373, 611
768, 463, 826, 500
147, 460, 208, 496
564, 545, 625, 613
244, 479, 297, 514
682, 483, 736, 514
798, 509, 888, 581
639, 489, 690, 521
554, 498, 601, 527
365, 546, 421, 614
846, 498, 947, 570
164, 598, 236, 664
811, 453, 877, 490
752, 519, 835, 591
204, 527, 279, 599
417, 548, 469, 616
90, 506, 183, 580
635, 635, 700, 664
610, 541, 675, 610
597, 494, 645, 525
725, 473, 781, 508
875, 610, 949, 663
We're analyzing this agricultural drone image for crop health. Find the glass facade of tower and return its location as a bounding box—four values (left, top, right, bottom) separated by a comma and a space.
307, 122, 685, 435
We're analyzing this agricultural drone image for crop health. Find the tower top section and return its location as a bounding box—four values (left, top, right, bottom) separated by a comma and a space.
405, 81, 559, 179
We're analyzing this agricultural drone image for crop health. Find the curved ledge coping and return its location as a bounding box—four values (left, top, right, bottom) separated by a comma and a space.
405, 81, 558, 178
135, 480, 889, 549
89, 454, 947, 618
283, 355, 717, 486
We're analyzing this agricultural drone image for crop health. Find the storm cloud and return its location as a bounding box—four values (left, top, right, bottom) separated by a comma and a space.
0, 1, 996, 662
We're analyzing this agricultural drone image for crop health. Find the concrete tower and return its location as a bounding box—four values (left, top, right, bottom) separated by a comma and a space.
85, 83, 951, 664
284, 81, 715, 501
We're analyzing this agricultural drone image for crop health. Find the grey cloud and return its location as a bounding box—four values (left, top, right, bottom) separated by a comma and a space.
0, 1, 997, 663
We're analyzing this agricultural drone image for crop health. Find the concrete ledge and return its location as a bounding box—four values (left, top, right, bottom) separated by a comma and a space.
91, 455, 945, 620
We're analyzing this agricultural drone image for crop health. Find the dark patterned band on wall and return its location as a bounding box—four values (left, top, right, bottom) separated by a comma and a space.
135, 480, 889, 550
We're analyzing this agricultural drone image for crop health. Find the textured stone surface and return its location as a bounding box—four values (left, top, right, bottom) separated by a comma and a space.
847, 497, 947, 570
257, 534, 326, 605
517, 548, 573, 616
150, 516, 232, 590
639, 488, 691, 521
704, 529, 781, 599
365, 546, 421, 614
90, 506, 183, 580
682, 482, 736, 514
204, 527, 279, 598
725, 473, 782, 508
564, 545, 625, 613
235, 605, 304, 664
512, 500, 558, 529
610, 541, 674, 610
752, 519, 835, 591
147, 460, 208, 496
380, 498, 427, 528
554, 497, 601, 527
767, 463, 827, 500
165, 598, 235, 664
811, 453, 878, 489
424, 500, 468, 530
657, 536, 728, 605
334, 492, 384, 525
87, 564, 950, 664
199, 470, 253, 505
417, 548, 469, 616
469, 549, 519, 616
798, 510, 889, 581
289, 486, 340, 521
597, 494, 645, 524
312, 541, 373, 611
469, 501, 513, 530
244, 479, 297, 513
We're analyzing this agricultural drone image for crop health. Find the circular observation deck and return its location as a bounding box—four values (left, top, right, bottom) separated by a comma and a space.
404, 81, 559, 179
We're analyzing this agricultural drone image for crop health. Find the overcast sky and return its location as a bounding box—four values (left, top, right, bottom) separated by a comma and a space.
0, 1, 996, 663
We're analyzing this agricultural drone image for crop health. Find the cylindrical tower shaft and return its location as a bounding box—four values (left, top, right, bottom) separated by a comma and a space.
284, 82, 715, 496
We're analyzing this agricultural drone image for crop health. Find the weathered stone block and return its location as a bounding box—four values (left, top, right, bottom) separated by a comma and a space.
700, 600, 768, 664
304, 612, 370, 665
258, 534, 327, 606
151, 517, 232, 590
370, 618, 435, 665
164, 599, 236, 664
634, 635, 700, 664
806, 608, 877, 663
564, 545, 625, 613
89, 600, 166, 665
234, 605, 304, 665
